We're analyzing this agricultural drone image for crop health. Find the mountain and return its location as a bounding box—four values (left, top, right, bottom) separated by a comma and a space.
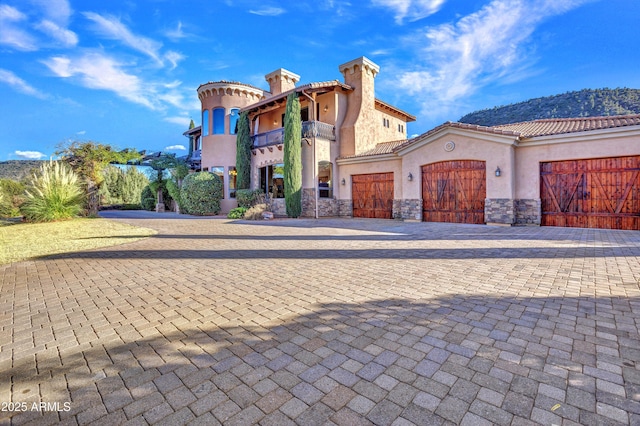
459, 88, 640, 127
0, 160, 44, 181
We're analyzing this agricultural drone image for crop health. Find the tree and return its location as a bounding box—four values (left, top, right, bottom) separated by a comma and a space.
187, 119, 195, 158
235, 111, 252, 190
283, 91, 302, 218
56, 141, 141, 216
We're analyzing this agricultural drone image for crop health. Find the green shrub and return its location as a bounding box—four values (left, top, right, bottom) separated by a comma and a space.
180, 172, 223, 215
227, 207, 248, 219
20, 161, 84, 222
0, 178, 25, 218
140, 185, 156, 211
236, 189, 265, 208
166, 179, 182, 210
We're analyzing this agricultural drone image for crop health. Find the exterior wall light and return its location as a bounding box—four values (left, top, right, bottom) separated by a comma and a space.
408, 172, 413, 181
495, 167, 501, 177
323, 105, 329, 112
341, 178, 346, 185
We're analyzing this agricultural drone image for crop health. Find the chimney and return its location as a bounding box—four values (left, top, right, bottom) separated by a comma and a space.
265, 68, 300, 96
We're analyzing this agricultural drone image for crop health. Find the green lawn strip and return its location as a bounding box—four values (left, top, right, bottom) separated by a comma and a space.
0, 218, 156, 265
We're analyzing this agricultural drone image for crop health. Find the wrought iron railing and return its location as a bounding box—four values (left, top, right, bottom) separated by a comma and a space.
190, 149, 201, 161
251, 121, 335, 148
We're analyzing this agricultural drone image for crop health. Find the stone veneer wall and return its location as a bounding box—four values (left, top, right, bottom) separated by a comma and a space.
515, 199, 541, 225
338, 200, 353, 217
269, 198, 286, 217
485, 199, 516, 225
301, 188, 338, 217
397, 199, 422, 221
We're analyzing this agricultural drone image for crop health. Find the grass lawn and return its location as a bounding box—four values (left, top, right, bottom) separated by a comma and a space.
0, 218, 156, 265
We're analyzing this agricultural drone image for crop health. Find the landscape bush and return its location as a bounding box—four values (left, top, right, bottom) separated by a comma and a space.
20, 161, 84, 222
180, 172, 223, 215
236, 189, 265, 208
140, 185, 156, 211
0, 178, 25, 218
100, 165, 149, 207
227, 207, 248, 219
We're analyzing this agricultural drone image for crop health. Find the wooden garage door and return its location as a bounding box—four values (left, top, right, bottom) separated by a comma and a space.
540, 156, 640, 230
422, 161, 486, 224
352, 173, 394, 219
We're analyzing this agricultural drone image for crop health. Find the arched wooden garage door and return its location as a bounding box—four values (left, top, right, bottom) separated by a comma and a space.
352, 173, 394, 219
540, 155, 640, 230
422, 161, 486, 224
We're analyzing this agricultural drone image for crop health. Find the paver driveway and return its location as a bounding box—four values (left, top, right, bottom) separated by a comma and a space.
1, 213, 640, 425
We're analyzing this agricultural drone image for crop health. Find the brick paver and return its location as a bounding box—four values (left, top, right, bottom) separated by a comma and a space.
1, 213, 639, 425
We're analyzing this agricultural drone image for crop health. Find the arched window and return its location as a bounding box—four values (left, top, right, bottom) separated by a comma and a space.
229, 108, 240, 134
202, 109, 209, 136
213, 108, 225, 134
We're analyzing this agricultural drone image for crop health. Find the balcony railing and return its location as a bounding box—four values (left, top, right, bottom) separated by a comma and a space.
190, 149, 201, 161
252, 121, 335, 148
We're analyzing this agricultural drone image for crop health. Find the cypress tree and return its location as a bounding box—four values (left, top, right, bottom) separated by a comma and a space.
284, 92, 302, 217
235, 111, 252, 190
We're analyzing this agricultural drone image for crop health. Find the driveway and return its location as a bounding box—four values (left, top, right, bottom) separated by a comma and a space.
1, 212, 639, 425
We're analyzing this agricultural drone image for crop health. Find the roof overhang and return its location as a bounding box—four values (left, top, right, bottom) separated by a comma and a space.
240, 81, 353, 115
336, 153, 399, 165
517, 125, 640, 147
375, 99, 416, 122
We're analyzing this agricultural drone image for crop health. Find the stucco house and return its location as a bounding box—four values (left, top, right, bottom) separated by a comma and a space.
185, 56, 640, 230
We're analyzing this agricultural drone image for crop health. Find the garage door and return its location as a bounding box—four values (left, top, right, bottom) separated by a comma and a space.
540, 156, 640, 230
352, 173, 394, 219
422, 160, 486, 224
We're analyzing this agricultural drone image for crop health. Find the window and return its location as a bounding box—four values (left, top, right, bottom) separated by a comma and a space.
202, 109, 209, 136
260, 163, 285, 198
228, 167, 237, 198
211, 166, 224, 199
213, 108, 225, 134
398, 124, 404, 133
383, 118, 390, 128
230, 108, 240, 134
318, 161, 332, 198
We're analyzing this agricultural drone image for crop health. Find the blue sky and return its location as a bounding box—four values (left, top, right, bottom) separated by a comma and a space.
1, 0, 638, 161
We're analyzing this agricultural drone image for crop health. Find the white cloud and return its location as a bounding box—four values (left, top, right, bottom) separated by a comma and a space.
77, 130, 86, 135
164, 51, 185, 70
35, 19, 78, 46
83, 12, 164, 64
371, 0, 445, 24
249, 7, 286, 16
165, 21, 186, 40
164, 144, 186, 150
15, 150, 46, 159
42, 52, 155, 109
0, 68, 48, 99
0, 4, 38, 50
31, 0, 73, 25
395, 0, 592, 119
164, 116, 192, 126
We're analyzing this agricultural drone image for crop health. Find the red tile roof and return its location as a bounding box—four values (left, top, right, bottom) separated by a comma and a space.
339, 114, 640, 160
494, 114, 640, 137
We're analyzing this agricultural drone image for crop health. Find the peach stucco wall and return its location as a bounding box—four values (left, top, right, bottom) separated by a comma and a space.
337, 158, 403, 199
398, 131, 516, 200
514, 130, 640, 199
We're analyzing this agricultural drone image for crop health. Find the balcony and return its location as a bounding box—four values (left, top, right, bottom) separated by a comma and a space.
252, 121, 335, 148
190, 149, 201, 161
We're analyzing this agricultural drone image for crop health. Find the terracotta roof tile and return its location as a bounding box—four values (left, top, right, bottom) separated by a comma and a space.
494, 114, 640, 137
339, 139, 409, 159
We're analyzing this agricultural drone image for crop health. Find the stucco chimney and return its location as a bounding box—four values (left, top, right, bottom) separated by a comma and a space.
265, 68, 300, 97
338, 56, 380, 156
